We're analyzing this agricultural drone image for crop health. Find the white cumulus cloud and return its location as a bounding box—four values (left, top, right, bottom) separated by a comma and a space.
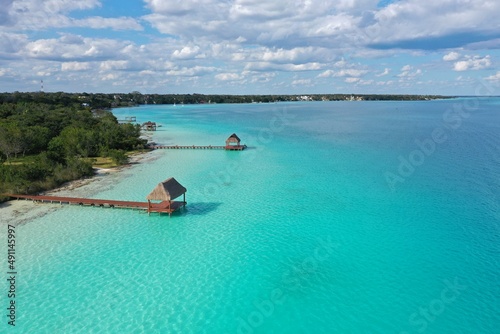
291, 79, 312, 86
215, 73, 242, 81
443, 51, 460, 61
401, 65, 412, 72
100, 60, 129, 71
485, 71, 500, 81
376, 68, 390, 77
74, 17, 143, 31
2, 0, 500, 93
23, 36, 131, 61
318, 68, 368, 78
334, 69, 368, 77
172, 46, 205, 60
453, 55, 491, 71
398, 65, 422, 79
61, 62, 91, 71
366, 0, 500, 49
7, 0, 142, 31
345, 77, 360, 83
166, 66, 216, 77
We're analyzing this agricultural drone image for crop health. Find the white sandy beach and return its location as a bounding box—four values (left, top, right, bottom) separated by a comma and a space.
0, 151, 157, 226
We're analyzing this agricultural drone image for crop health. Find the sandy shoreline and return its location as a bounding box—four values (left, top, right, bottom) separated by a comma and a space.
0, 150, 157, 226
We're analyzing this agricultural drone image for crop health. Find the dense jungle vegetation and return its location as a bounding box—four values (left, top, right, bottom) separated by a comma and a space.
0, 94, 146, 200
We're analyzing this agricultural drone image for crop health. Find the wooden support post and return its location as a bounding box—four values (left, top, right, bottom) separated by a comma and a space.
148, 200, 151, 215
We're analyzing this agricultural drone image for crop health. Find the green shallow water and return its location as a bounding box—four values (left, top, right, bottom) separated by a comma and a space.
1, 100, 499, 333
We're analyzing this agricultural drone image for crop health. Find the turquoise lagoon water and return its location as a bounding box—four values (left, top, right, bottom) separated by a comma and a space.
1, 99, 499, 333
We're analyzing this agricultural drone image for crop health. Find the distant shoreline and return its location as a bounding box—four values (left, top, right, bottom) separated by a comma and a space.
1, 92, 458, 110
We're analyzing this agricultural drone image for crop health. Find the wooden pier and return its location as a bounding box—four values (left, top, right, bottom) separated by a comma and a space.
117, 116, 137, 123
7, 194, 186, 215
6, 177, 188, 217
150, 133, 247, 151
152, 144, 246, 151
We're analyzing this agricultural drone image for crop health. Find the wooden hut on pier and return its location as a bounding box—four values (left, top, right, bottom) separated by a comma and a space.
6, 177, 188, 217
225, 133, 247, 150
142, 121, 157, 131
146, 177, 187, 216
226, 133, 241, 146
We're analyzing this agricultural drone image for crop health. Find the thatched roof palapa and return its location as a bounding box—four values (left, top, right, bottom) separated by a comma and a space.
226, 133, 241, 145
146, 177, 186, 201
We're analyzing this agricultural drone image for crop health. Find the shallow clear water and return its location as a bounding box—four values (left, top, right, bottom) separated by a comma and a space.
1, 99, 499, 333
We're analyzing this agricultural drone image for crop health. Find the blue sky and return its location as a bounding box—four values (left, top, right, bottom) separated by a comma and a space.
1, 0, 500, 95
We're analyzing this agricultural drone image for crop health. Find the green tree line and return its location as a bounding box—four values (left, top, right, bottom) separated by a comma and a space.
0, 102, 146, 199
0, 91, 454, 110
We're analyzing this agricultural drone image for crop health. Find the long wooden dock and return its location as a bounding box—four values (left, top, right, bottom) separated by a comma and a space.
152, 145, 247, 151
117, 116, 137, 123
7, 194, 186, 216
